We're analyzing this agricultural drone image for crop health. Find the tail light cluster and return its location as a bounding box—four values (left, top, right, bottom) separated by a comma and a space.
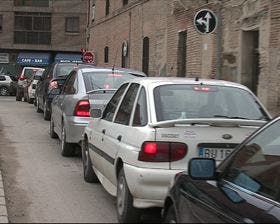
19, 75, 25, 81
74, 100, 90, 117
138, 141, 187, 162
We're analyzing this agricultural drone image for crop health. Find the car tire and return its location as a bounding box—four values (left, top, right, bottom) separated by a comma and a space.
27, 96, 33, 104
117, 168, 141, 223
34, 97, 37, 106
164, 205, 177, 224
0, 87, 9, 96
36, 98, 42, 113
61, 124, 75, 157
16, 88, 22, 101
43, 100, 51, 121
82, 138, 99, 183
49, 116, 58, 139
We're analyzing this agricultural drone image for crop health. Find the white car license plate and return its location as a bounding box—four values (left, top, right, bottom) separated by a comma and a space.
199, 148, 234, 161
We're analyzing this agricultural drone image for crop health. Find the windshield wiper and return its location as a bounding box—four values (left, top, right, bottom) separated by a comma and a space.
213, 115, 248, 120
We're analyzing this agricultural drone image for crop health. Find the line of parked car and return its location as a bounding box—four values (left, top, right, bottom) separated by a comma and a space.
14, 63, 279, 223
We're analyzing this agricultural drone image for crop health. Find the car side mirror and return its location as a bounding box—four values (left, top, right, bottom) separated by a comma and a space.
188, 158, 216, 180
90, 108, 102, 118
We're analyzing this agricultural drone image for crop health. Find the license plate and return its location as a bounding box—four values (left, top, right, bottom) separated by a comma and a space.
198, 148, 234, 161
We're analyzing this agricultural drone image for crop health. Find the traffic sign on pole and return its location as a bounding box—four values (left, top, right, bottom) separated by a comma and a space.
82, 51, 94, 64
194, 9, 217, 34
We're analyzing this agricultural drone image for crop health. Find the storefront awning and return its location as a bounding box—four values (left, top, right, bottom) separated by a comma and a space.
17, 52, 52, 66
54, 53, 83, 63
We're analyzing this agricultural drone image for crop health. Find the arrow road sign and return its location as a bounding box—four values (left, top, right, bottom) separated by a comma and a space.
194, 9, 217, 34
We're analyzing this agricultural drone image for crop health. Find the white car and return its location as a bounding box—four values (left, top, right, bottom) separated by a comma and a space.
82, 77, 271, 223
27, 68, 45, 104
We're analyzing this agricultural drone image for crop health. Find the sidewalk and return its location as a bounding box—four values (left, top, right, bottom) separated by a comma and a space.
0, 171, 8, 223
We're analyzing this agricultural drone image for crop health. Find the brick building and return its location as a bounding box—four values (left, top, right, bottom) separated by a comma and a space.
0, 0, 87, 74
87, 0, 280, 115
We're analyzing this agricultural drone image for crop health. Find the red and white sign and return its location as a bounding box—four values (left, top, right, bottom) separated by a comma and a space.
82, 51, 95, 64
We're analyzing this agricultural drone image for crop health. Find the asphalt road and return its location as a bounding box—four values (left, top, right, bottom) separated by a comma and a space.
0, 96, 123, 223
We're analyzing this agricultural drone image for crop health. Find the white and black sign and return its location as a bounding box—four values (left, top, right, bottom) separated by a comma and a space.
122, 41, 128, 57
194, 9, 217, 34
0, 53, 9, 63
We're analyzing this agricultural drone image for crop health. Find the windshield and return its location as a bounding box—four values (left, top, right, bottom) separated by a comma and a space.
24, 68, 40, 79
55, 64, 77, 77
82, 71, 139, 92
154, 84, 268, 121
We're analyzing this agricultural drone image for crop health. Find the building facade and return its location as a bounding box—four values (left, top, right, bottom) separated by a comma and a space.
87, 0, 280, 115
0, 0, 88, 75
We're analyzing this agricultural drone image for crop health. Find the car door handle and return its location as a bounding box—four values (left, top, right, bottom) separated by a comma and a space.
117, 135, 122, 142
102, 129, 106, 134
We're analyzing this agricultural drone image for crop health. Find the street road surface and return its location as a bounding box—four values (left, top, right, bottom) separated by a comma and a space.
0, 96, 160, 223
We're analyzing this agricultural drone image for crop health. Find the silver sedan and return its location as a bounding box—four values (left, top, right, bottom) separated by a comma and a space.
50, 66, 146, 156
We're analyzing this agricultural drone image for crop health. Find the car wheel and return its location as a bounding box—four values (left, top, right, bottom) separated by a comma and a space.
0, 87, 9, 96
43, 100, 51, 121
16, 88, 22, 101
82, 138, 99, 183
61, 124, 75, 157
49, 116, 58, 139
34, 97, 37, 106
117, 168, 141, 223
36, 98, 42, 113
164, 205, 177, 224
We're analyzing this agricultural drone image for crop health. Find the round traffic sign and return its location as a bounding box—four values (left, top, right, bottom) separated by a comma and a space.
194, 9, 217, 34
83, 51, 94, 64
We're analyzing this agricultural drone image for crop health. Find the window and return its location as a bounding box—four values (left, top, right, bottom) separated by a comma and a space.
104, 46, 109, 63
65, 17, 79, 33
177, 30, 187, 77
14, 12, 51, 45
223, 119, 280, 202
142, 36, 149, 75
14, 0, 50, 7
92, 4, 96, 21
123, 0, 128, 6
115, 83, 139, 125
153, 85, 268, 122
133, 87, 148, 126
62, 72, 77, 95
0, 15, 2, 32
102, 83, 128, 122
82, 71, 140, 92
0, 76, 6, 81
105, 0, 110, 15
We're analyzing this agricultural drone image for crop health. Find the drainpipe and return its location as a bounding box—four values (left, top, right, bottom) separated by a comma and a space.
215, 0, 222, 79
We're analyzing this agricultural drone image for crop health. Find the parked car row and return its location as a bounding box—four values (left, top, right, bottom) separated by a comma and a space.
14, 63, 279, 223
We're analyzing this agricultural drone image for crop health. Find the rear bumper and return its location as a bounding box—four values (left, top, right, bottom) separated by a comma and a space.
123, 163, 181, 208
64, 116, 91, 144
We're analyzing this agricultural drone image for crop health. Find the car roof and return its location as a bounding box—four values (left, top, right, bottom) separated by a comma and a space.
22, 67, 42, 70
125, 77, 250, 90
78, 66, 146, 76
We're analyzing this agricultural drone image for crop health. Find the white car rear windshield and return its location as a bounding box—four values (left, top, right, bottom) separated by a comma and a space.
24, 68, 40, 79
154, 84, 268, 121
82, 71, 139, 92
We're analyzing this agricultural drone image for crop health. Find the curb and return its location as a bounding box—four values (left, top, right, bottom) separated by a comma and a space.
0, 171, 8, 223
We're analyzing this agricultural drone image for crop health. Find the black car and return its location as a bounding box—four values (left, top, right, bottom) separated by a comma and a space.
163, 117, 280, 223
35, 62, 81, 120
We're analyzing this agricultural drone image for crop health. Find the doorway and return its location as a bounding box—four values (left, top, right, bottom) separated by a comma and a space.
241, 30, 260, 95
